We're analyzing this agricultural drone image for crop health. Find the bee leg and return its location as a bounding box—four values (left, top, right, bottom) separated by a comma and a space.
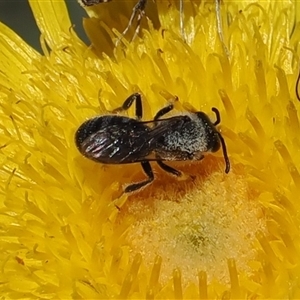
157, 160, 181, 177
112, 93, 143, 120
124, 161, 154, 193
211, 108, 230, 173
116, 0, 147, 45
154, 104, 174, 123
157, 160, 194, 181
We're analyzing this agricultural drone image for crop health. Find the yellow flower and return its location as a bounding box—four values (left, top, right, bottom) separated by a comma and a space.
1, 0, 300, 298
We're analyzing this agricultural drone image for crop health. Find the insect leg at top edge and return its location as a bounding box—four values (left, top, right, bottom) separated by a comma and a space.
116, 0, 148, 45
112, 92, 143, 119
78, 0, 147, 45
211, 107, 230, 173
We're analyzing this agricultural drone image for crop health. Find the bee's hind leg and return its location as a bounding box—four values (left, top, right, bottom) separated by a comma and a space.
157, 160, 195, 181
124, 161, 154, 193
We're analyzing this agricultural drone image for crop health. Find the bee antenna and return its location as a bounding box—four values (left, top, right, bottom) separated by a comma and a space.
212, 107, 221, 125
217, 132, 230, 173
211, 107, 230, 173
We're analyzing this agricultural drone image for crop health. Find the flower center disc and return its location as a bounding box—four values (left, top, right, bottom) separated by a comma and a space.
117, 160, 266, 286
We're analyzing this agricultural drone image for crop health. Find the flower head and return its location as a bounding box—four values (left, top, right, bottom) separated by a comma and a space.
0, 0, 300, 298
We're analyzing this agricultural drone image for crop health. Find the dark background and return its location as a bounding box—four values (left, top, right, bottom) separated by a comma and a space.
0, 0, 89, 52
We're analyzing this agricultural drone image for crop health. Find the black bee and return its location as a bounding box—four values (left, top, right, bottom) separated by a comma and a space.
75, 93, 230, 193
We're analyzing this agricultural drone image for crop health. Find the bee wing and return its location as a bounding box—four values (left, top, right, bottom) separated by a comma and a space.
80, 122, 154, 164
107, 116, 188, 163
146, 115, 189, 140
79, 129, 115, 160
77, 115, 189, 164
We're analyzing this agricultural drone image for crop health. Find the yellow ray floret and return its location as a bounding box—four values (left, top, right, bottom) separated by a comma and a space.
0, 0, 300, 298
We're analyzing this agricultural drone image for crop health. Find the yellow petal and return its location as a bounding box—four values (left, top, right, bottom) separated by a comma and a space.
1, 0, 300, 298
28, 0, 73, 49
0, 22, 39, 89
